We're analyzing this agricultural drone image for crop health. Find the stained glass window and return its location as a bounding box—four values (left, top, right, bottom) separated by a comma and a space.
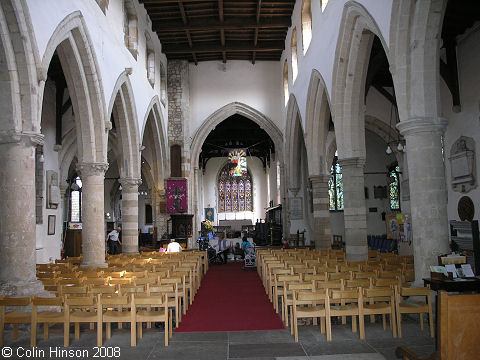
328, 153, 343, 211
219, 181, 225, 212
389, 165, 401, 211
218, 162, 253, 212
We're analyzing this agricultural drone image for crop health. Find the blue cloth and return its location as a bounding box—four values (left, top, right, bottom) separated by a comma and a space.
242, 240, 251, 249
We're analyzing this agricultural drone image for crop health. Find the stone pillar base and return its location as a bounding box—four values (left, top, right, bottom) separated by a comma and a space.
0, 279, 47, 297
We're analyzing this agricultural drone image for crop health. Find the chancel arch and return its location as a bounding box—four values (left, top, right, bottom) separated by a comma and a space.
190, 102, 284, 244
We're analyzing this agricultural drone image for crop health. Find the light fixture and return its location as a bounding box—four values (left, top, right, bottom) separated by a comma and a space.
397, 142, 404, 152
386, 145, 392, 155
119, 185, 122, 191
39, 154, 45, 163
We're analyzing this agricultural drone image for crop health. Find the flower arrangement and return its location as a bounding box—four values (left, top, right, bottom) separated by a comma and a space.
202, 219, 214, 232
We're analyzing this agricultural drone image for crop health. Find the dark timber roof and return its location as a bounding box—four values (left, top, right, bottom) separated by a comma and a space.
139, 0, 295, 64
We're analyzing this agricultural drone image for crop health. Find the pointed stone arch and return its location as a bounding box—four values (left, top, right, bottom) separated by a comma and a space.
190, 102, 284, 169
142, 96, 168, 187
107, 70, 141, 180
0, 0, 39, 134
284, 95, 307, 190
331, 1, 389, 161
190, 102, 285, 242
40, 11, 107, 164
305, 69, 333, 176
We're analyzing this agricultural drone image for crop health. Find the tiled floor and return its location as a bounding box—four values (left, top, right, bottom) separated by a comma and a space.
2, 316, 434, 360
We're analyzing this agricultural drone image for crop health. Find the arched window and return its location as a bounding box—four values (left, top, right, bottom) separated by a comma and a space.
283, 59, 289, 106
301, 0, 312, 53
146, 50, 155, 86
388, 165, 401, 211
218, 163, 253, 213
321, 0, 329, 12
328, 153, 343, 211
123, 0, 138, 59
70, 176, 83, 222
160, 62, 167, 105
291, 28, 298, 82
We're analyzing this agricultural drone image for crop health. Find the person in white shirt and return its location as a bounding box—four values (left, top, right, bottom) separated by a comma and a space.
107, 226, 122, 254
166, 238, 182, 253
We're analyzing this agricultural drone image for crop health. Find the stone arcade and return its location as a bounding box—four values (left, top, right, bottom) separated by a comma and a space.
0, 0, 479, 296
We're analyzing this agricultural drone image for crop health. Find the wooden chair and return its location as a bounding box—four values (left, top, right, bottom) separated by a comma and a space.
273, 274, 301, 314
60, 285, 88, 298
395, 285, 434, 338
31, 296, 64, 346
328, 272, 351, 281
64, 296, 100, 347
134, 294, 170, 346
148, 284, 179, 328
327, 288, 365, 340
98, 294, 136, 347
292, 290, 331, 342
159, 276, 186, 316
0, 296, 31, 347
362, 287, 397, 337
283, 281, 314, 330
89, 285, 117, 296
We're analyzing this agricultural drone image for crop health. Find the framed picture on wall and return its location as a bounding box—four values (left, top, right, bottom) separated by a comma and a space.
48, 215, 56, 235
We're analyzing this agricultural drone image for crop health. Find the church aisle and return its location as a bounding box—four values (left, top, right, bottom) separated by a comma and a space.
175, 261, 285, 332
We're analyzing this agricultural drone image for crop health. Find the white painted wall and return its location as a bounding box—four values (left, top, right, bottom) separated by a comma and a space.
199, 157, 268, 227
443, 26, 480, 224
329, 130, 398, 240
36, 81, 63, 263
188, 61, 283, 133
364, 130, 397, 235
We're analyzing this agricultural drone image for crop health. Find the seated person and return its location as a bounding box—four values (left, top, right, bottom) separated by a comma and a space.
241, 236, 251, 250
233, 242, 245, 259
215, 238, 230, 264
282, 239, 291, 249
166, 238, 182, 253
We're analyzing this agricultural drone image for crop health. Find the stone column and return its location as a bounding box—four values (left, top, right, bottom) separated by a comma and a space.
0, 132, 45, 296
77, 162, 108, 268
397, 118, 449, 283
340, 157, 368, 262
310, 174, 331, 249
119, 177, 141, 254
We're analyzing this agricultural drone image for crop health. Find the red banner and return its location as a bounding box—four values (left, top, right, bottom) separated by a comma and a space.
166, 178, 188, 214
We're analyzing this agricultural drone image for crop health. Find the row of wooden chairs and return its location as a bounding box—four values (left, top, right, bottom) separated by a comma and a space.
0, 293, 172, 348
255, 248, 429, 343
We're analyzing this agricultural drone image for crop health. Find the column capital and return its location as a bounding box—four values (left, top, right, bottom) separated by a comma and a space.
0, 130, 44, 146
309, 174, 330, 184
338, 157, 366, 169
76, 162, 109, 177
397, 117, 448, 137
119, 177, 142, 189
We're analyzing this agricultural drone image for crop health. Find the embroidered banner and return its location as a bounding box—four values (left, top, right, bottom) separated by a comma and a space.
166, 178, 188, 214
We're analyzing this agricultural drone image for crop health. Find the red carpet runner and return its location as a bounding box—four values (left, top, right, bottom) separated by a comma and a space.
175, 261, 285, 332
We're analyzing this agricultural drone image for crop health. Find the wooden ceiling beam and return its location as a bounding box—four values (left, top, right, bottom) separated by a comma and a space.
252, 0, 262, 64
178, 0, 198, 64
163, 41, 284, 54
218, 0, 226, 63
153, 17, 290, 32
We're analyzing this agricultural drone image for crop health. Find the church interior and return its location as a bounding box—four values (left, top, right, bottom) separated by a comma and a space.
1, 0, 480, 359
